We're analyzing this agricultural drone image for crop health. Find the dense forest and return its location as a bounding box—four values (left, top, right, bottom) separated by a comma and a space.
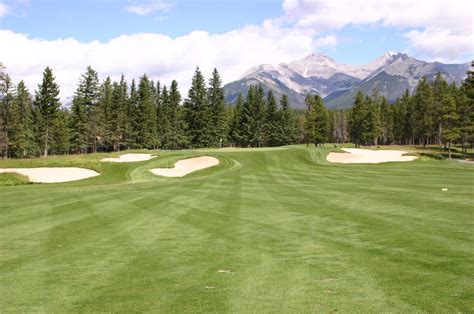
0, 62, 473, 159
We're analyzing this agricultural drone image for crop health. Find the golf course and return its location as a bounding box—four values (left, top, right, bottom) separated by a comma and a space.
0, 145, 473, 312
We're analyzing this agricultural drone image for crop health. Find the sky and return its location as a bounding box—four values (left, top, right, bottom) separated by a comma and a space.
0, 0, 473, 99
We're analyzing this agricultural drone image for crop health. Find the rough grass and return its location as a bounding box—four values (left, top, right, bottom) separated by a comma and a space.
0, 172, 30, 186
0, 145, 473, 312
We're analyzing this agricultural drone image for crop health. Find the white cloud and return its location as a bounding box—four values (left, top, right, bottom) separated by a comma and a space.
0, 24, 331, 99
124, 0, 172, 16
0, 2, 9, 17
405, 28, 473, 63
281, 0, 473, 61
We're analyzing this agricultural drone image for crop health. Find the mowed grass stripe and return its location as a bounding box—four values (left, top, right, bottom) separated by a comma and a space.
0, 145, 472, 312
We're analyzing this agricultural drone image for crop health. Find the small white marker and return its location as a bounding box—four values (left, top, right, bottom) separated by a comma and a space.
442, 188, 448, 191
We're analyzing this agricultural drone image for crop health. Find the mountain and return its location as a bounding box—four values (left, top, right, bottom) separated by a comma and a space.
224, 52, 470, 109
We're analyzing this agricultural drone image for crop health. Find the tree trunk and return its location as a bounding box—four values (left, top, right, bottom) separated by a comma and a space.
43, 126, 49, 157
438, 123, 442, 147
448, 141, 452, 159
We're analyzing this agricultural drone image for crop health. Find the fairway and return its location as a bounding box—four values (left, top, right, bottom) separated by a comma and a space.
0, 146, 473, 312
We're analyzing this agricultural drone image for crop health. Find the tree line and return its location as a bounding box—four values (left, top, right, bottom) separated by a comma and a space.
0, 65, 298, 158
0, 62, 472, 159
303, 65, 474, 159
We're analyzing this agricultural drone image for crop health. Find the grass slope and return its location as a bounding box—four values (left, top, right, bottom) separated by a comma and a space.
0, 146, 473, 312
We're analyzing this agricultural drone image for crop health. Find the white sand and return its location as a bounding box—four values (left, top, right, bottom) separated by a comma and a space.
101, 153, 156, 163
327, 148, 417, 164
0, 167, 100, 183
150, 156, 219, 177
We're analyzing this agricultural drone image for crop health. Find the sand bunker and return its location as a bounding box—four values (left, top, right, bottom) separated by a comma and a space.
327, 148, 417, 164
150, 156, 219, 177
101, 153, 156, 163
0, 167, 100, 183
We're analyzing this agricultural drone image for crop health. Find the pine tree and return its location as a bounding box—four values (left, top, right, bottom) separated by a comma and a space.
331, 110, 348, 144
349, 91, 366, 147
159, 85, 171, 148
228, 93, 243, 146
109, 76, 128, 151
70, 66, 100, 153
458, 62, 474, 157
403, 90, 416, 145
208, 69, 227, 147
0, 67, 14, 159
304, 94, 329, 146
380, 97, 394, 144
440, 90, 460, 158
278, 94, 297, 145
184, 68, 211, 147
34, 67, 61, 157
168, 80, 188, 149
413, 77, 435, 147
156, 81, 167, 148
432, 73, 450, 146
99, 77, 113, 150
51, 109, 70, 154
136, 75, 158, 148
69, 95, 88, 154
9, 81, 36, 157
127, 79, 139, 148
263, 90, 279, 146
367, 90, 382, 145
240, 85, 266, 147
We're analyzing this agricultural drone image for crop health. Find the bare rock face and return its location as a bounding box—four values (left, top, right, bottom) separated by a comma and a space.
224, 52, 469, 109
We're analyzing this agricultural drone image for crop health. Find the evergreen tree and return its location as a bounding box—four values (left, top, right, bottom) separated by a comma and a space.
184, 68, 211, 147
0, 67, 14, 159
331, 110, 348, 144
392, 90, 414, 145
380, 97, 394, 144
208, 69, 227, 147
159, 85, 171, 148
156, 81, 168, 148
458, 62, 474, 157
99, 77, 113, 150
228, 93, 243, 146
349, 91, 367, 147
263, 90, 279, 146
51, 109, 70, 154
168, 80, 188, 149
413, 77, 435, 146
440, 89, 460, 158
304, 94, 329, 146
69, 95, 89, 154
127, 79, 139, 148
136, 75, 158, 148
70, 66, 100, 153
9, 81, 36, 157
366, 90, 382, 145
278, 94, 297, 145
34, 67, 61, 157
432, 73, 450, 146
109, 76, 128, 151
239, 85, 266, 147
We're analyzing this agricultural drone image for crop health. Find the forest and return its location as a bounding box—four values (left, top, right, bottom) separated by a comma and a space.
0, 62, 473, 159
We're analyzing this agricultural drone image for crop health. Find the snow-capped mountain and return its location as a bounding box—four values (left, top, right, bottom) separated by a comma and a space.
224, 52, 470, 109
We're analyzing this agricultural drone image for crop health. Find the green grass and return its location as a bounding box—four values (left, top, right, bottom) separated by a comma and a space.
0, 172, 30, 186
0, 146, 473, 312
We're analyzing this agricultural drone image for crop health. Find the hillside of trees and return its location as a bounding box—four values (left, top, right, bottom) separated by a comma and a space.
0, 62, 473, 159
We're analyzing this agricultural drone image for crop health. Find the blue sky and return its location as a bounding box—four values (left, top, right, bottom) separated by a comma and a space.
1, 0, 415, 64
2, 1, 283, 40
0, 0, 471, 98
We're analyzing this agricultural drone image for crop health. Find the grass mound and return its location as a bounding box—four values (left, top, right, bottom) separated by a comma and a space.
0, 172, 31, 186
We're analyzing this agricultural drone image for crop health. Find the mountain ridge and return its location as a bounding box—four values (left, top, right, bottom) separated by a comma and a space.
224, 52, 470, 109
